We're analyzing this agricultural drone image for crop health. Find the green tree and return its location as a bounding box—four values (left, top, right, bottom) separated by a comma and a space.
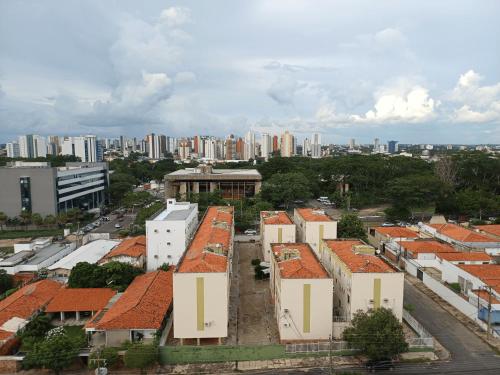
102, 261, 144, 292
0, 212, 7, 230
31, 213, 44, 226
261, 172, 312, 209
56, 212, 69, 226
20, 211, 32, 225
388, 174, 442, 216
68, 262, 104, 288
455, 189, 499, 220
0, 270, 13, 294
23, 332, 79, 375
88, 347, 119, 370
122, 191, 153, 209
343, 308, 408, 361
124, 343, 158, 372
43, 214, 56, 226
17, 314, 53, 351
337, 213, 367, 241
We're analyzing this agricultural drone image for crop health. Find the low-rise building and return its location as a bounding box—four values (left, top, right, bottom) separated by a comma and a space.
270, 243, 332, 343
475, 225, 500, 240
146, 199, 198, 270
46, 288, 116, 323
368, 226, 420, 251
165, 165, 262, 200
86, 270, 173, 347
294, 208, 337, 255
321, 239, 404, 321
100, 236, 146, 268
385, 240, 457, 267
173, 206, 234, 345
48, 239, 120, 279
260, 211, 296, 262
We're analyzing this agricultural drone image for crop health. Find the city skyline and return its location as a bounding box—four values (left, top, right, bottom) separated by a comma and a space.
1, 1, 499, 144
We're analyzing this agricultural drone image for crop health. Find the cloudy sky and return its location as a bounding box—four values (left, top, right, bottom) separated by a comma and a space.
1, 0, 499, 144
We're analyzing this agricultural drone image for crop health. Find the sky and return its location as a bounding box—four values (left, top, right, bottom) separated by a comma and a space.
0, 0, 499, 144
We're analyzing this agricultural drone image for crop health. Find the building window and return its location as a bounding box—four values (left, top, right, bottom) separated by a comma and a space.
167, 229, 171, 233
167, 242, 171, 246
347, 295, 350, 304
19, 177, 32, 212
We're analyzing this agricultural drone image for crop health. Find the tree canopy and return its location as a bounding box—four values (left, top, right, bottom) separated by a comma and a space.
68, 261, 144, 291
261, 172, 312, 209
337, 213, 367, 241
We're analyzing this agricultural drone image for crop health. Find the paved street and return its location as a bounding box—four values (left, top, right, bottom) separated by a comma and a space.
91, 213, 135, 235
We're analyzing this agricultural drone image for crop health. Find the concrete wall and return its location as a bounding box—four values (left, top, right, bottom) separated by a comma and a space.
173, 272, 229, 339
106, 329, 131, 347
261, 224, 296, 262
294, 211, 337, 255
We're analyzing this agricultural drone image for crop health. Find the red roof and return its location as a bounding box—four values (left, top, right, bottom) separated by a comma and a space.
272, 243, 329, 279
472, 289, 500, 304
261, 211, 293, 225
476, 225, 500, 238
296, 208, 332, 222
398, 240, 456, 255
458, 264, 500, 283
177, 206, 233, 273
101, 236, 146, 261
46, 288, 116, 313
86, 270, 173, 330
374, 227, 419, 238
324, 239, 395, 273
430, 223, 496, 243
437, 252, 492, 262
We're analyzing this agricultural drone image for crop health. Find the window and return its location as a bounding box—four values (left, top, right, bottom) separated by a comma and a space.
19, 177, 32, 212
167, 242, 171, 246
154, 229, 158, 233
347, 295, 350, 304
167, 229, 171, 233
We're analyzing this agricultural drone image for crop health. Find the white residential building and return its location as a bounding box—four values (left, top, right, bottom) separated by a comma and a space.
6, 142, 20, 158
270, 243, 333, 342
294, 208, 337, 255
261, 133, 272, 161
146, 199, 198, 270
311, 133, 321, 158
280, 131, 294, 157
61, 135, 98, 162
260, 211, 296, 262
244, 131, 256, 160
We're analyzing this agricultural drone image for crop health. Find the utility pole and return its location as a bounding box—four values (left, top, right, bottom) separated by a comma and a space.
486, 286, 492, 340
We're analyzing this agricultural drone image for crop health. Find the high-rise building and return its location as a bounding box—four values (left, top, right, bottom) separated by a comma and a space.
272, 135, 279, 153
280, 131, 294, 157
18, 135, 35, 158
388, 140, 399, 154
224, 135, 235, 160
6, 142, 20, 158
235, 137, 244, 160
147, 133, 167, 160
302, 138, 311, 156
374, 138, 380, 150
61, 135, 98, 162
349, 138, 355, 149
311, 133, 321, 158
178, 140, 191, 160
204, 138, 217, 160
261, 133, 272, 161
244, 131, 256, 160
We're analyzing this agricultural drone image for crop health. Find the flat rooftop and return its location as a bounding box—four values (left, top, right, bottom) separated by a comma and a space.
166, 168, 261, 180
0, 243, 73, 267
153, 203, 197, 221
261, 211, 293, 225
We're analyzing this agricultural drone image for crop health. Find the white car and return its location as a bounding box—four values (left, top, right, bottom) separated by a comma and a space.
244, 229, 257, 235
114, 223, 121, 229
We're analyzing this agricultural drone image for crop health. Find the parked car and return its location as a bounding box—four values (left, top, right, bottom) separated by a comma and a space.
381, 222, 395, 227
365, 359, 395, 372
244, 229, 257, 235
114, 223, 121, 229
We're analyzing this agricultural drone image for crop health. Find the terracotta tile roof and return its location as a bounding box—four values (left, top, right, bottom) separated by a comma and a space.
101, 236, 146, 261
475, 225, 500, 238
324, 239, 395, 273
46, 288, 116, 313
177, 206, 234, 273
458, 265, 500, 283
398, 240, 457, 255
437, 252, 492, 262
296, 208, 332, 222
374, 227, 419, 238
472, 289, 500, 305
86, 270, 173, 330
272, 243, 329, 279
261, 211, 293, 225
0, 280, 62, 327
429, 223, 496, 243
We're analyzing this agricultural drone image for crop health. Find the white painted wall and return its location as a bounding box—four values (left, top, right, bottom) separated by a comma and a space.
261, 224, 296, 261
294, 211, 337, 255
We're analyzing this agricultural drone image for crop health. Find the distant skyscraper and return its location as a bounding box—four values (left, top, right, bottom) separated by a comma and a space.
225, 135, 235, 160
272, 135, 279, 153
280, 131, 294, 157
349, 138, 355, 149
261, 133, 272, 161
18, 135, 35, 158
178, 140, 190, 160
244, 131, 256, 160
388, 140, 399, 154
374, 138, 380, 150
302, 138, 311, 156
235, 137, 244, 160
204, 138, 217, 160
311, 133, 321, 158
61, 135, 98, 162
147, 133, 167, 160
6, 142, 20, 158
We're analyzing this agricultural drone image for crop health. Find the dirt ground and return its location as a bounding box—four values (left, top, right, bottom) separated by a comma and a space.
233, 241, 279, 345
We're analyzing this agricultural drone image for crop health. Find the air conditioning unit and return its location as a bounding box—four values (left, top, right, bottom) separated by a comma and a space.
284, 308, 289, 313
283, 322, 290, 328
204, 322, 212, 327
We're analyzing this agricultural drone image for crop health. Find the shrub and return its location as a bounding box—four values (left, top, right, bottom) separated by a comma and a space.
124, 343, 157, 370
448, 282, 461, 294
89, 347, 119, 369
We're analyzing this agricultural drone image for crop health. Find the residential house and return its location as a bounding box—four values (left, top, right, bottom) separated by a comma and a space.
294, 208, 337, 255
260, 211, 296, 262
368, 226, 420, 252
99, 236, 146, 268
475, 225, 500, 240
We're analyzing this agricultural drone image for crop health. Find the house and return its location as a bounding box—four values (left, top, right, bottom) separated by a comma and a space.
419, 223, 500, 256
475, 225, 500, 240
260, 211, 296, 262
320, 239, 404, 322
270, 243, 332, 343
368, 226, 420, 251
173, 206, 234, 345
46, 288, 116, 324
99, 236, 146, 268
48, 239, 120, 279
85, 270, 173, 347
145, 199, 198, 270
385, 240, 457, 267
0, 280, 62, 353
294, 208, 337, 255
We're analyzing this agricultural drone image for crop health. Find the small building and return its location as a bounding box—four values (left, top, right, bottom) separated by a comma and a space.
270, 243, 332, 343
100, 236, 146, 268
173, 206, 234, 345
475, 225, 500, 240
46, 288, 116, 324
260, 211, 296, 262
165, 165, 262, 200
294, 208, 337, 255
145, 199, 198, 270
368, 226, 420, 251
85, 270, 173, 347
321, 239, 404, 322
0, 280, 62, 353
48, 239, 120, 279
385, 239, 457, 266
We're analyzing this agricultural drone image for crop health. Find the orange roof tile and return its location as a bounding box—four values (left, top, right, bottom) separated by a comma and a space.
398, 240, 457, 255
437, 252, 492, 262
429, 223, 496, 243
0, 280, 62, 327
457, 265, 500, 283
101, 236, 146, 261
324, 239, 395, 273
46, 288, 116, 313
261, 211, 293, 225
296, 208, 332, 222
177, 206, 234, 273
476, 225, 500, 238
86, 270, 172, 330
472, 289, 500, 304
272, 243, 329, 279
375, 227, 419, 238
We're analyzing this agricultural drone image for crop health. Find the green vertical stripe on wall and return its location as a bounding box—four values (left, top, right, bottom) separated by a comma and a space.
319, 225, 324, 252
278, 227, 283, 243
373, 278, 381, 309
196, 277, 205, 331
303, 284, 311, 333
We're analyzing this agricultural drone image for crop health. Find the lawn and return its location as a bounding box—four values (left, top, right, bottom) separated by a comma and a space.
0, 228, 64, 239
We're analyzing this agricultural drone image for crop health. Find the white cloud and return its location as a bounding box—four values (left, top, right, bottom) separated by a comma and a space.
159, 7, 192, 28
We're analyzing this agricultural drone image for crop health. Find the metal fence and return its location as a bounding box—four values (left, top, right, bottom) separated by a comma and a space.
403, 310, 434, 349
285, 341, 353, 354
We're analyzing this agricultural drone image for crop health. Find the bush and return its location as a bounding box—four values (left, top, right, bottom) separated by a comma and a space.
89, 347, 119, 369
448, 282, 461, 294
124, 343, 157, 370
251, 258, 261, 266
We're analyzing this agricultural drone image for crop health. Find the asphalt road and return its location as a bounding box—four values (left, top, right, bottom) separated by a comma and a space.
91, 213, 136, 234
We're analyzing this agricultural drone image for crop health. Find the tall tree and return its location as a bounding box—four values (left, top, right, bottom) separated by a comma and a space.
261, 172, 312, 209
337, 213, 367, 241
